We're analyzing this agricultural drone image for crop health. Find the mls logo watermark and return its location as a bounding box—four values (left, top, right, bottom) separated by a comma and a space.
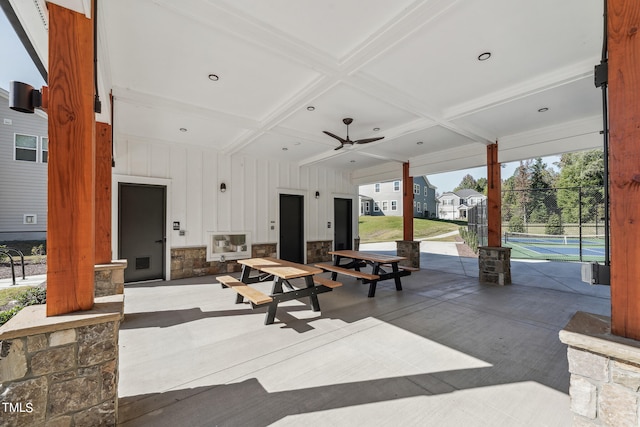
2, 401, 34, 413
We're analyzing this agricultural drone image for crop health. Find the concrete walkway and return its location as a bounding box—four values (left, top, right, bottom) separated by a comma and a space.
117, 243, 610, 426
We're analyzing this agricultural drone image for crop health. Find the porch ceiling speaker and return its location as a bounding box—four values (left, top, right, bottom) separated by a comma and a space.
9, 81, 42, 113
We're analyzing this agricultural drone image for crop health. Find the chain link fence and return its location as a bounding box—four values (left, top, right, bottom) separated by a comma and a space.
468, 186, 606, 262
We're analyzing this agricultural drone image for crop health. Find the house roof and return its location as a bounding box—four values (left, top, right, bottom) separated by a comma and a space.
8, 1, 604, 182
454, 189, 485, 199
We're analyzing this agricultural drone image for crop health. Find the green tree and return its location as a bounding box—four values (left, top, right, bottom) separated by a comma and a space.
454, 174, 478, 192
475, 177, 488, 195
556, 150, 604, 223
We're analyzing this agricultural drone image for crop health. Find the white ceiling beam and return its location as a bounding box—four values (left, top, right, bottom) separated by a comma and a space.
444, 58, 597, 120
112, 87, 260, 130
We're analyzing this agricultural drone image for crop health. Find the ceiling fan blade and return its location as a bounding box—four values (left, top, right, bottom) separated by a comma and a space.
323, 130, 347, 144
354, 136, 385, 144
334, 144, 344, 151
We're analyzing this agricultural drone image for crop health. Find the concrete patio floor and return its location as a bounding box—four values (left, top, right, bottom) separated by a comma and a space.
117, 242, 611, 426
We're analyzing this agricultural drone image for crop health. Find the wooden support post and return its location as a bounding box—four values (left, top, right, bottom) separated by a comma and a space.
608, 0, 640, 339
95, 122, 112, 264
487, 143, 501, 247
402, 162, 414, 241
46, 4, 96, 316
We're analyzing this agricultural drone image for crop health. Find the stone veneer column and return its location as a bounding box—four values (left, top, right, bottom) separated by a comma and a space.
0, 295, 124, 426
396, 240, 420, 269
94, 261, 127, 297
478, 246, 511, 285
559, 311, 640, 426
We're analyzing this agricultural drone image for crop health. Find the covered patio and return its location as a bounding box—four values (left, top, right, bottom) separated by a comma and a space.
2, 0, 640, 426
117, 250, 610, 426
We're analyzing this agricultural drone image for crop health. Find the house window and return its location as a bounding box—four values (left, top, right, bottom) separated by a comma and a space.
382, 201, 389, 211
424, 187, 428, 196
15, 134, 38, 162
374, 202, 380, 212
364, 201, 370, 213
391, 200, 397, 211
417, 203, 422, 213
375, 183, 380, 193
393, 181, 400, 192
413, 183, 420, 195
423, 202, 428, 212
41, 137, 48, 163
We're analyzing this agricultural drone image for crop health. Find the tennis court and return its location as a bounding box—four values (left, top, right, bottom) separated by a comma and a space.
503, 232, 606, 262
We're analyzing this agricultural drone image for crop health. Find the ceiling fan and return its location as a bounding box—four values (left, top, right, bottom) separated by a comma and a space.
323, 118, 384, 150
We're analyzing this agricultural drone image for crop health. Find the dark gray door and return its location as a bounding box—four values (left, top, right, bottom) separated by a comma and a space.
119, 183, 166, 282
334, 198, 352, 251
279, 194, 304, 263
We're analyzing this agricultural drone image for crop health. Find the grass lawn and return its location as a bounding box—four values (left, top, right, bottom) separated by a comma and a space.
0, 286, 33, 307
358, 216, 466, 243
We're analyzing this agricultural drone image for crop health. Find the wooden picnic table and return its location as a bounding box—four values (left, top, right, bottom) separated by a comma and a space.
218, 257, 340, 325
316, 250, 413, 297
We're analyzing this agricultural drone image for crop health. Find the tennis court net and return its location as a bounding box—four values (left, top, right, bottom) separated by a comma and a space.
504, 232, 605, 246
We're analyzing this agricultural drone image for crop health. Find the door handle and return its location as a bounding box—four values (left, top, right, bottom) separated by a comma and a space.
155, 238, 166, 244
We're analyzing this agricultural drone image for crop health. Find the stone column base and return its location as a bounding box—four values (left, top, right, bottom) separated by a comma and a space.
478, 246, 511, 285
560, 311, 640, 426
95, 260, 127, 297
396, 240, 420, 269
0, 295, 124, 426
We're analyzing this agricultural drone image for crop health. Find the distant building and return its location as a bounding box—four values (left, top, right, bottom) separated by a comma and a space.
0, 87, 48, 241
437, 189, 486, 220
359, 176, 437, 218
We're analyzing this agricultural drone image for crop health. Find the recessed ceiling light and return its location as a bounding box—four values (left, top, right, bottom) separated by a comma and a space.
416, 141, 424, 145
179, 128, 187, 132
478, 52, 491, 61
373, 127, 380, 132
538, 107, 549, 112
306, 106, 315, 111
282, 147, 288, 151
208, 74, 219, 81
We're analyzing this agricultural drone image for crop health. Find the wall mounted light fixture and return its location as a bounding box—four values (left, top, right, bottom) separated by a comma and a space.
220, 183, 227, 193
9, 81, 43, 113
315, 191, 320, 199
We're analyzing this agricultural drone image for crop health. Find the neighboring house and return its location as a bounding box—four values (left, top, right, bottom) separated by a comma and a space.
359, 177, 437, 218
0, 87, 48, 241
437, 189, 487, 220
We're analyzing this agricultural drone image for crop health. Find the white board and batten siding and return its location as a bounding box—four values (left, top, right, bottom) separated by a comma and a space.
113, 136, 357, 256
0, 90, 48, 241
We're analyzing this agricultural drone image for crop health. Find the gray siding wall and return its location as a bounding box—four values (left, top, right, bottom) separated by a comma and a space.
360, 181, 402, 216
0, 92, 48, 240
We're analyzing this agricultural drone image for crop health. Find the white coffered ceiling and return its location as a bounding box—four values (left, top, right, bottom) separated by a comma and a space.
11, 0, 605, 178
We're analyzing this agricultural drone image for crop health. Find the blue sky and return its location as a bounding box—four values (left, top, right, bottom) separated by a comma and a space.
0, 10, 558, 193
0, 11, 46, 91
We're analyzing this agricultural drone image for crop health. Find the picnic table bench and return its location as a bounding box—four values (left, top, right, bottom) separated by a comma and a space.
219, 257, 341, 325
316, 250, 413, 297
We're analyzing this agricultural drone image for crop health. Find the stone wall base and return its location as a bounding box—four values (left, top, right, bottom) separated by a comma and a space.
478, 246, 511, 285
307, 241, 332, 264
251, 243, 277, 258
560, 311, 640, 426
170, 246, 241, 279
396, 240, 420, 269
0, 295, 124, 427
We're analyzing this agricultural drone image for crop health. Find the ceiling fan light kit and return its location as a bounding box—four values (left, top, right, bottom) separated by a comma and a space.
323, 117, 385, 151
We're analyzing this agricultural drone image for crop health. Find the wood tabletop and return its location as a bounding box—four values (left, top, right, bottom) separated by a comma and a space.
328, 250, 407, 263
238, 257, 323, 279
